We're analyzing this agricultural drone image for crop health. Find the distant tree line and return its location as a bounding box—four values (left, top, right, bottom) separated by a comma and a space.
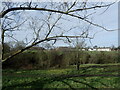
2, 47, 119, 70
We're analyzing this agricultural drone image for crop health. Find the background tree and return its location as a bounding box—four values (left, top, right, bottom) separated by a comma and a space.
72, 38, 86, 70
93, 45, 98, 49
41, 42, 54, 50
13, 41, 26, 51
3, 43, 10, 53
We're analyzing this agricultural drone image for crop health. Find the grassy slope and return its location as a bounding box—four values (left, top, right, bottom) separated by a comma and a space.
2, 63, 120, 89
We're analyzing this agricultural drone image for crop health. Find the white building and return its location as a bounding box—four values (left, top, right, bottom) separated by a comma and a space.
88, 48, 97, 51
97, 48, 111, 51
87, 47, 111, 51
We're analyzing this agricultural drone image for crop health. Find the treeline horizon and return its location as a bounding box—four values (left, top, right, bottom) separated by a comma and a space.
2, 49, 119, 70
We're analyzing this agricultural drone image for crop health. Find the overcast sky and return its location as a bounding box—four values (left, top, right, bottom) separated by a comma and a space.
86, 2, 118, 47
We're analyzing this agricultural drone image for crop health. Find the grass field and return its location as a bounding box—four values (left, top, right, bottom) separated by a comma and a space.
2, 63, 120, 89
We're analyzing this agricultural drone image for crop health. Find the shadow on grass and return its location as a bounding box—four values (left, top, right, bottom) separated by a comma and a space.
3, 76, 98, 90
2, 70, 99, 90
3, 64, 120, 89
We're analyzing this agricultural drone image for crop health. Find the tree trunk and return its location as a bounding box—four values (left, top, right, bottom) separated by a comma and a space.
1, 29, 5, 61
76, 61, 80, 70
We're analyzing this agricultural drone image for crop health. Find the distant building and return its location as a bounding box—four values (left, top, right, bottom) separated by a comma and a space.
97, 47, 111, 51
88, 48, 96, 51
55, 46, 112, 52
87, 47, 111, 51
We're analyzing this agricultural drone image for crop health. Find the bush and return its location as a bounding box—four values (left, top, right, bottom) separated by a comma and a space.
3, 51, 37, 69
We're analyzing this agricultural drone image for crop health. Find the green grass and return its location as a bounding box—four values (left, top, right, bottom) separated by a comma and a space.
2, 63, 120, 89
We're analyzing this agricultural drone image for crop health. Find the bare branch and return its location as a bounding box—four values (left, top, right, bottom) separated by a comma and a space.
1, 2, 117, 63
5, 19, 27, 31
45, 14, 62, 38
5, 33, 19, 42
68, 2, 115, 13
1, 3, 116, 31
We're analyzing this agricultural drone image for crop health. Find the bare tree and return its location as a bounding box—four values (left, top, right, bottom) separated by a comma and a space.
71, 37, 86, 70
0, 1, 116, 62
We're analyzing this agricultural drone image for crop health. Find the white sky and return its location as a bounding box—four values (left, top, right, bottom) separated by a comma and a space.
87, 2, 118, 47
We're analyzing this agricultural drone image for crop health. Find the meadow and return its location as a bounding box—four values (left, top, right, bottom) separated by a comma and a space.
2, 50, 120, 89
2, 63, 120, 89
